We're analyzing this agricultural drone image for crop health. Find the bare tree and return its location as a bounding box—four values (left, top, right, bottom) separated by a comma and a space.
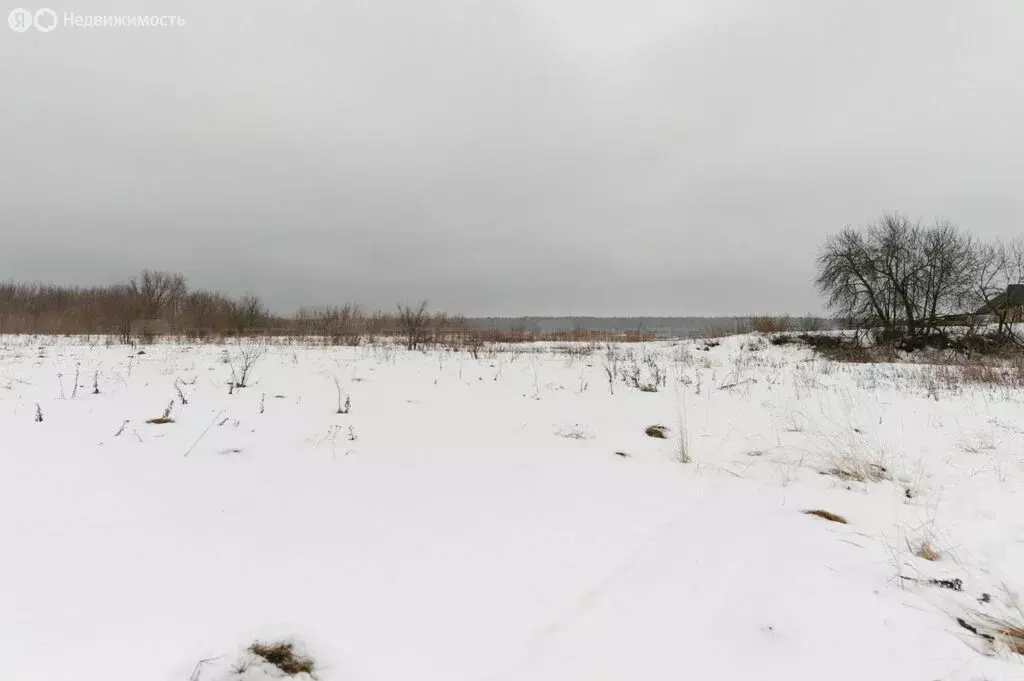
911, 219, 974, 337
397, 300, 429, 350
816, 212, 974, 343
182, 290, 233, 337
230, 294, 268, 336
816, 224, 896, 335
107, 283, 143, 344
131, 270, 187, 320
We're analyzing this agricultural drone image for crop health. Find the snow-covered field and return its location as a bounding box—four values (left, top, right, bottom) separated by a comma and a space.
2, 334, 1023, 681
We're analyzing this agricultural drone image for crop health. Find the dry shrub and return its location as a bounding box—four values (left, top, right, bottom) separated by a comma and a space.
744, 336, 769, 352
645, 425, 669, 439
701, 319, 754, 339
620, 351, 667, 392
229, 340, 267, 388
805, 335, 876, 363
918, 354, 1024, 394
248, 641, 316, 676
752, 315, 792, 333
962, 363, 1003, 383
553, 343, 597, 358
802, 509, 848, 524
770, 334, 800, 346
958, 355, 1024, 388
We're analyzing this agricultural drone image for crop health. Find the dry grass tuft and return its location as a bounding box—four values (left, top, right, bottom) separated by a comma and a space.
802, 509, 848, 524
998, 625, 1024, 655
914, 538, 942, 561
676, 431, 691, 464
958, 614, 1024, 655
248, 640, 316, 676
645, 425, 669, 439
822, 456, 888, 484
147, 400, 175, 425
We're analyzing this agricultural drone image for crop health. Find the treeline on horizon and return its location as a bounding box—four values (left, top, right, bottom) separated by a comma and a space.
0, 271, 826, 343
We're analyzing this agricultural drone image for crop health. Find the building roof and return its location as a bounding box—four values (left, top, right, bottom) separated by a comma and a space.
974, 284, 1024, 315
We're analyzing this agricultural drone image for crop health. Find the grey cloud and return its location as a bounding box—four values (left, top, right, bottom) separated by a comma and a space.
1, 0, 1022, 315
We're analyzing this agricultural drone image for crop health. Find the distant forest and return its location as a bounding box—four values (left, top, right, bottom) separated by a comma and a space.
464, 317, 830, 338
0, 271, 828, 341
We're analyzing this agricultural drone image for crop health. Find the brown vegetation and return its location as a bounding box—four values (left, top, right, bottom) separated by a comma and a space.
248, 640, 316, 676
751, 315, 792, 333
823, 460, 888, 484
957, 614, 1024, 656
802, 509, 848, 524
645, 425, 669, 439
0, 272, 665, 346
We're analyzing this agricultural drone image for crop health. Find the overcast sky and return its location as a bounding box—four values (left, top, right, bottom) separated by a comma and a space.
2, 0, 1022, 316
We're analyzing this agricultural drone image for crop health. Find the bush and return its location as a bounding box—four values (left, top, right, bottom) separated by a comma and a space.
229, 340, 267, 389
752, 315, 791, 333
772, 333, 875, 362
769, 334, 799, 346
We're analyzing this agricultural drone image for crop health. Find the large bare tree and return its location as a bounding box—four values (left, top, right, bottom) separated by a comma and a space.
816, 213, 974, 342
